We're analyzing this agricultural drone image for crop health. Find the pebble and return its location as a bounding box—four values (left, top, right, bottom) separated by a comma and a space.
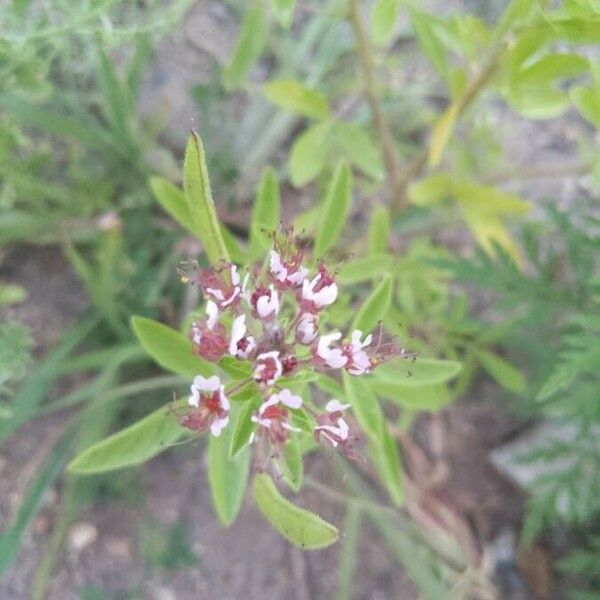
68, 522, 98, 551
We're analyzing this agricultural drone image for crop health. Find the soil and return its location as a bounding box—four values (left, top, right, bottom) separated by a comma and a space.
0, 0, 589, 598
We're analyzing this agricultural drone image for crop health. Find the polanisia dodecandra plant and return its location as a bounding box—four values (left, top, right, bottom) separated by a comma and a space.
68, 133, 461, 550
175, 225, 411, 460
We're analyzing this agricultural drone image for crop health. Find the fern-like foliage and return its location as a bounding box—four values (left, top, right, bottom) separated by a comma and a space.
445, 203, 600, 595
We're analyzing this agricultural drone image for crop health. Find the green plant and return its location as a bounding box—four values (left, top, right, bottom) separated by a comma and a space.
65, 133, 477, 595
445, 202, 600, 597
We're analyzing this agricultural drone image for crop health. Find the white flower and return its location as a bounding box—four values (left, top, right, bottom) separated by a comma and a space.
315, 399, 351, 447
253, 350, 283, 385
325, 399, 351, 412
346, 330, 373, 375
270, 251, 287, 283
251, 389, 302, 431
229, 314, 256, 359
269, 251, 308, 286
296, 313, 318, 344
210, 413, 229, 437
187, 375, 230, 437
188, 374, 221, 407
302, 272, 338, 308
274, 388, 303, 409
205, 300, 219, 329
256, 285, 280, 319
316, 332, 348, 369
207, 265, 241, 308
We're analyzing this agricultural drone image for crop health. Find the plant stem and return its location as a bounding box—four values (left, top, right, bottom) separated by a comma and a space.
484, 162, 591, 184
392, 43, 506, 214
304, 475, 396, 515
348, 0, 404, 207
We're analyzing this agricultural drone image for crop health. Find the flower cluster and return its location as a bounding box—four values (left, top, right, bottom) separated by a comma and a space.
176, 227, 408, 460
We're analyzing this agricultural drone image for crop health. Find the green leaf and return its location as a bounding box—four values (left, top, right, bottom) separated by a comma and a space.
218, 356, 252, 380
253, 473, 339, 549
279, 433, 303, 492
131, 316, 213, 377
374, 382, 453, 411
315, 374, 345, 398
220, 224, 246, 264
271, 0, 296, 28
290, 407, 315, 434
96, 42, 132, 144
477, 349, 526, 394
183, 132, 230, 265
343, 372, 383, 439
374, 358, 462, 387
505, 83, 570, 120
277, 369, 319, 388
351, 275, 392, 333
68, 401, 186, 474
229, 395, 261, 458
250, 167, 280, 259
229, 380, 261, 402
337, 254, 392, 285
428, 102, 459, 167
368, 206, 390, 255
332, 122, 384, 181
0, 429, 72, 575
208, 412, 251, 526
410, 8, 448, 76
150, 177, 196, 237
263, 79, 330, 119
371, 0, 400, 46
223, 5, 267, 91
516, 53, 588, 86
571, 84, 600, 127
289, 120, 333, 187
408, 173, 453, 206
494, 0, 534, 41
370, 422, 403, 505
314, 162, 352, 257
0, 316, 98, 444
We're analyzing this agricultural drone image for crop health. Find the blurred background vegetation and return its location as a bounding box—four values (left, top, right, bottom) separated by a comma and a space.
1, 0, 599, 598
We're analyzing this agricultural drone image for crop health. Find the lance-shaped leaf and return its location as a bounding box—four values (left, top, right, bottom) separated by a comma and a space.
351, 275, 392, 333
289, 120, 333, 187
343, 372, 383, 439
370, 422, 404, 506
371, 0, 400, 46
429, 102, 459, 167
279, 432, 303, 492
314, 161, 352, 257
223, 5, 267, 91
229, 395, 261, 458
368, 206, 390, 254
253, 473, 339, 549
183, 132, 230, 265
374, 381, 453, 411
131, 316, 213, 377
374, 357, 462, 387
209, 409, 251, 526
218, 356, 252, 380
250, 167, 280, 258
68, 400, 186, 474
150, 177, 191, 232
337, 255, 392, 285
263, 79, 330, 119
477, 349, 526, 394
